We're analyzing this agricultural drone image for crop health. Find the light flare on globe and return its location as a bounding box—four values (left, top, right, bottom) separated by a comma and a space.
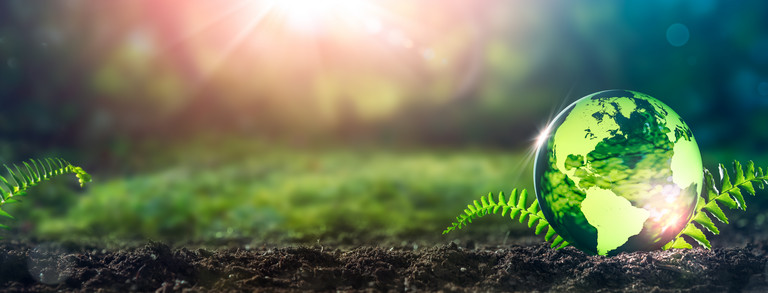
533, 90, 703, 256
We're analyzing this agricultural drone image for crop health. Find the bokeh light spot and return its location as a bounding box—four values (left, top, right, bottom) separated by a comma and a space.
27, 244, 74, 285
666, 23, 690, 47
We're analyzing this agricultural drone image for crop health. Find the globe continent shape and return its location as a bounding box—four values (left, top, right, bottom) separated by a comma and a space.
533, 90, 703, 256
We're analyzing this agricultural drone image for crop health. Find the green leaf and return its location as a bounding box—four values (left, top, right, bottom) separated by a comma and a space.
518, 210, 528, 224
31, 160, 44, 180
501, 206, 510, 217
703, 200, 728, 224
715, 194, 738, 209
728, 188, 746, 210
526, 200, 539, 214
506, 189, 517, 206
527, 214, 537, 227
692, 212, 719, 234
44, 158, 55, 177
5, 165, 23, 190
734, 161, 745, 183
0, 208, 14, 219
535, 220, 548, 235
704, 169, 719, 202
23, 162, 38, 182
668, 237, 693, 249
516, 189, 528, 210
544, 226, 556, 241
681, 225, 710, 249
741, 182, 756, 197
719, 163, 732, 191
746, 161, 756, 180
0, 176, 14, 196
551, 236, 564, 248
14, 164, 31, 187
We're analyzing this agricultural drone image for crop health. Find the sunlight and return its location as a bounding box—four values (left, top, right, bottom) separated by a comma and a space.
535, 127, 551, 149
268, 0, 373, 31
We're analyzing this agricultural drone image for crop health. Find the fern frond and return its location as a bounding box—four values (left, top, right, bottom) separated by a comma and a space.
665, 160, 767, 250
443, 189, 569, 249
0, 158, 91, 229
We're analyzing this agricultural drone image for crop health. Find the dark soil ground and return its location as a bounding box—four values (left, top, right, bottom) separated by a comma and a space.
2, 236, 768, 292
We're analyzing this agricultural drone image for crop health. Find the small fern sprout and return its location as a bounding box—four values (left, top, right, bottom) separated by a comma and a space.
443, 188, 570, 249
0, 158, 91, 229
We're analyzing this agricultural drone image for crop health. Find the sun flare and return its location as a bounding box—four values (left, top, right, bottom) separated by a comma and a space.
266, 0, 374, 31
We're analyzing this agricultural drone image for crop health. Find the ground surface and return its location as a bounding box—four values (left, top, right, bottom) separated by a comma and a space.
2, 239, 768, 292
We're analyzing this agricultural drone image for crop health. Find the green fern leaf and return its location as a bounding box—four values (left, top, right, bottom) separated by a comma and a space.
550, 235, 564, 248
527, 214, 537, 228
703, 200, 728, 224
5, 165, 24, 191
665, 237, 692, 249
704, 169, 719, 202
665, 160, 767, 251
501, 206, 510, 217
728, 188, 746, 210
443, 189, 568, 249
692, 212, 719, 234
23, 162, 37, 182
535, 219, 548, 235
681, 224, 710, 249
734, 161, 746, 183
506, 189, 516, 206
0, 158, 91, 230
719, 163, 733, 191
516, 189, 528, 209
509, 206, 521, 220
715, 193, 738, 209
0, 209, 14, 219
544, 226, 556, 241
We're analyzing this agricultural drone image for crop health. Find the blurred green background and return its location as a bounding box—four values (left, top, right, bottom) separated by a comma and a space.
1, 0, 767, 244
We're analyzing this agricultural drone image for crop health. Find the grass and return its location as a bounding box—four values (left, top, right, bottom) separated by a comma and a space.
10, 138, 764, 246
19, 140, 536, 244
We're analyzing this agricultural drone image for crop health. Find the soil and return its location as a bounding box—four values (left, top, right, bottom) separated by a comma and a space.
2, 238, 768, 292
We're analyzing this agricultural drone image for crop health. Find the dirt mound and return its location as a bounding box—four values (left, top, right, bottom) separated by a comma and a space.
1, 241, 767, 292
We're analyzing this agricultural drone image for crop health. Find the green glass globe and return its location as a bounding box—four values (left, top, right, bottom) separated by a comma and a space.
533, 90, 703, 256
